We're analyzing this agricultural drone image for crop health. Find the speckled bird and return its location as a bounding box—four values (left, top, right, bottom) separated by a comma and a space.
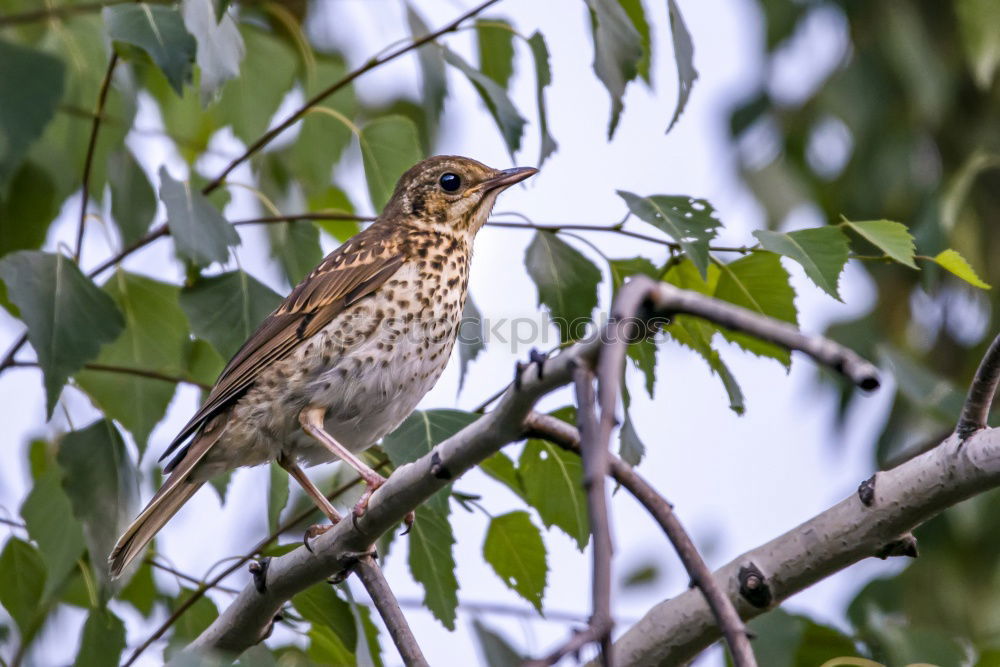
110, 156, 537, 577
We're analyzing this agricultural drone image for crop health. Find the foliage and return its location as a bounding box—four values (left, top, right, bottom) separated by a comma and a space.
0, 0, 996, 664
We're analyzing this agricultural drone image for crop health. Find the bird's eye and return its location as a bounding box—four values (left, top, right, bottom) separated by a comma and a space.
439, 172, 461, 192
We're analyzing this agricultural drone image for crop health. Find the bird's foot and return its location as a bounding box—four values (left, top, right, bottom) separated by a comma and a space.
401, 511, 415, 535
303, 521, 338, 553
514, 347, 549, 390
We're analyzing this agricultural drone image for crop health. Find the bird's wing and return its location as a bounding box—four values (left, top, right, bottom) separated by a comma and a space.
160, 234, 404, 466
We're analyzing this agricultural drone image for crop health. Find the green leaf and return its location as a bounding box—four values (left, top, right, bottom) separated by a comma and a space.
166, 588, 219, 654
359, 115, 424, 212
0, 251, 125, 415
483, 511, 547, 612
182, 0, 245, 104
527, 31, 558, 166
0, 538, 46, 635
753, 227, 850, 300
216, 25, 298, 144
382, 409, 477, 514
618, 412, 646, 466
76, 271, 188, 452
108, 150, 156, 247
184, 337, 226, 388
479, 451, 526, 500
477, 18, 515, 89
443, 47, 527, 159
473, 619, 526, 667
931, 248, 991, 289
267, 461, 289, 533
524, 232, 602, 343
0, 40, 65, 188
268, 220, 323, 286
609, 256, 658, 292
74, 608, 126, 667
406, 5, 448, 123
955, 0, 1000, 88
617, 191, 722, 278
519, 438, 589, 549
665, 0, 698, 133
308, 625, 356, 665
118, 559, 157, 617
57, 420, 137, 588
20, 468, 86, 599
619, 0, 652, 83
714, 251, 798, 366
160, 166, 240, 268
179, 270, 283, 360
0, 162, 58, 257
585, 0, 643, 137
408, 504, 459, 630
309, 185, 361, 241
458, 295, 485, 393
292, 583, 357, 651
842, 219, 917, 268
746, 608, 859, 667
104, 4, 196, 94
355, 604, 385, 667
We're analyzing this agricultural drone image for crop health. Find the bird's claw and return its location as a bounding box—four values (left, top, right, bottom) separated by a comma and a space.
303, 523, 336, 553
401, 511, 415, 535
514, 347, 549, 390
350, 472, 388, 529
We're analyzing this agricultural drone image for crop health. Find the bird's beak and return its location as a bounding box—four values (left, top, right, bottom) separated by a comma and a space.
481, 166, 538, 192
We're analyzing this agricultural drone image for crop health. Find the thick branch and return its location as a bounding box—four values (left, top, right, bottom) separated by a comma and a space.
183, 278, 878, 658
605, 426, 1000, 665
354, 555, 428, 667
957, 333, 1000, 439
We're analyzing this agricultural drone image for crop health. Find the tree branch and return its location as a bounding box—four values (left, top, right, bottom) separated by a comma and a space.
525, 412, 756, 667
181, 278, 878, 660
9, 360, 210, 390
956, 332, 1000, 439
353, 555, 429, 667
199, 0, 503, 195
75, 53, 118, 263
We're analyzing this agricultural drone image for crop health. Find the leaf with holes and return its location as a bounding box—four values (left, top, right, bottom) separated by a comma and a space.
754, 227, 850, 300
525, 232, 602, 343
932, 249, 991, 289
519, 438, 589, 549
617, 191, 722, 278
360, 115, 423, 212
527, 31, 558, 166
714, 251, 798, 366
841, 219, 917, 268
444, 48, 527, 159
160, 167, 239, 267
483, 511, 547, 612
584, 0, 643, 137
104, 4, 196, 94
408, 505, 459, 630
0, 251, 124, 415
179, 270, 282, 360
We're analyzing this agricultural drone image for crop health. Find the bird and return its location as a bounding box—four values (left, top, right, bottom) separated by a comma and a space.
109, 155, 537, 577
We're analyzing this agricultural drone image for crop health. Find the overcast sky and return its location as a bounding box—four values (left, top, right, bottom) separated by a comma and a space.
0, 1, 901, 665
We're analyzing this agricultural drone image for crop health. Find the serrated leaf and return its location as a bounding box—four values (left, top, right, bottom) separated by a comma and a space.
714, 251, 798, 366
842, 219, 917, 268
666, 0, 698, 132
76, 271, 188, 452
753, 227, 850, 300
619, 411, 646, 466
182, 0, 244, 104
0, 251, 125, 415
477, 18, 515, 89
74, 608, 126, 667
483, 511, 547, 612
617, 191, 722, 278
0, 161, 58, 257
160, 167, 239, 267
104, 4, 196, 94
473, 619, 525, 667
20, 468, 86, 599
584, 0, 643, 137
443, 47, 527, 159
0, 538, 46, 635
292, 584, 357, 651
108, 150, 156, 246
179, 270, 283, 360
519, 439, 589, 549
524, 232, 602, 343
57, 420, 137, 589
458, 295, 485, 393
359, 115, 423, 212
268, 461, 289, 533
479, 451, 526, 500
408, 505, 459, 630
268, 219, 323, 286
932, 248, 991, 289
527, 31, 558, 166
406, 5, 448, 123
0, 40, 65, 187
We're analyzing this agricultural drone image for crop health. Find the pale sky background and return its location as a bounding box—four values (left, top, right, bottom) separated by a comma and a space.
0, 1, 902, 665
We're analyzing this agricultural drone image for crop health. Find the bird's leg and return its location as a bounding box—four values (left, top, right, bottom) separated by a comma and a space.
278, 453, 342, 550
299, 406, 388, 520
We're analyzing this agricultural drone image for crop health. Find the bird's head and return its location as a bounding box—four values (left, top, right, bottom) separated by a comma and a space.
382, 155, 537, 237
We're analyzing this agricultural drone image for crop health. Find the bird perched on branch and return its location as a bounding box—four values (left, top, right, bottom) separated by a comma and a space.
110, 156, 537, 577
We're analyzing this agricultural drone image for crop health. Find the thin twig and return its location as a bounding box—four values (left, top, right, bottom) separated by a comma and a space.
956, 332, 1000, 439
147, 558, 240, 594
75, 53, 119, 263
9, 360, 210, 390
122, 460, 389, 666
199, 0, 504, 195
486, 220, 754, 253
525, 412, 757, 667
231, 213, 374, 227
354, 555, 429, 667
